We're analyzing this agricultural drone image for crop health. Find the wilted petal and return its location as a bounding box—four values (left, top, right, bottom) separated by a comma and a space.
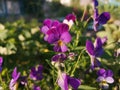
86, 40, 95, 56
105, 77, 114, 84
96, 76, 104, 82
58, 73, 68, 90
98, 12, 110, 25
68, 77, 81, 89
60, 32, 71, 43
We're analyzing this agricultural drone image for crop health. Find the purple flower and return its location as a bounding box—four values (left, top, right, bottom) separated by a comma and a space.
96, 68, 114, 89
33, 85, 41, 90
30, 65, 43, 81
65, 14, 76, 21
41, 19, 60, 41
9, 67, 20, 90
52, 53, 67, 62
47, 23, 72, 52
63, 14, 76, 29
86, 37, 104, 57
0, 57, 3, 72
86, 37, 106, 69
93, 0, 110, 31
57, 73, 81, 90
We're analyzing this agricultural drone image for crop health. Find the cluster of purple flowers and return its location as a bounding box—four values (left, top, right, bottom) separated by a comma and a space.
41, 14, 76, 52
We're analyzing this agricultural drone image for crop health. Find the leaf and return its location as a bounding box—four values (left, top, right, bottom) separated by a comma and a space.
79, 85, 97, 90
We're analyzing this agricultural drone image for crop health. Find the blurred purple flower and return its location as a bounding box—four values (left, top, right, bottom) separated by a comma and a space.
33, 85, 41, 90
47, 23, 72, 52
9, 67, 20, 90
41, 19, 60, 41
0, 57, 3, 72
86, 37, 107, 69
93, 0, 110, 31
65, 14, 76, 21
96, 68, 114, 89
86, 37, 104, 57
63, 14, 76, 29
52, 53, 67, 62
30, 65, 43, 81
58, 73, 81, 90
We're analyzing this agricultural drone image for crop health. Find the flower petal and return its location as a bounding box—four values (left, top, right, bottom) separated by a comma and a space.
105, 77, 114, 84
41, 26, 49, 34
65, 14, 76, 21
68, 76, 81, 89
96, 76, 104, 82
86, 40, 95, 56
57, 73, 68, 90
106, 70, 113, 77
53, 44, 68, 52
60, 32, 71, 43
98, 12, 110, 25
43, 19, 52, 28
57, 24, 69, 35
97, 68, 106, 76
47, 28, 59, 44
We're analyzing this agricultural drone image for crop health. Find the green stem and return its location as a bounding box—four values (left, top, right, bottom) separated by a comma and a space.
75, 31, 81, 47
70, 49, 85, 76
81, 6, 87, 22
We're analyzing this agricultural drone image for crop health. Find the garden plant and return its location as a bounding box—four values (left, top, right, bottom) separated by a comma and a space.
0, 0, 120, 90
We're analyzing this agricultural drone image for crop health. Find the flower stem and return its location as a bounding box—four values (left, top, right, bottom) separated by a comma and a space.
70, 49, 85, 76
81, 6, 87, 22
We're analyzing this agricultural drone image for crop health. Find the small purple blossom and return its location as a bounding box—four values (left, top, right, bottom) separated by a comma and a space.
96, 68, 114, 89
63, 14, 76, 29
86, 37, 104, 57
41, 19, 60, 41
9, 67, 20, 90
65, 14, 76, 21
52, 53, 67, 62
47, 23, 72, 52
33, 85, 41, 90
93, 0, 110, 31
57, 73, 81, 90
86, 37, 106, 69
30, 65, 43, 81
0, 57, 3, 72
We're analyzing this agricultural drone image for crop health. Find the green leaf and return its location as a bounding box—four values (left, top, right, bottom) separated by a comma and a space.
79, 85, 97, 90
